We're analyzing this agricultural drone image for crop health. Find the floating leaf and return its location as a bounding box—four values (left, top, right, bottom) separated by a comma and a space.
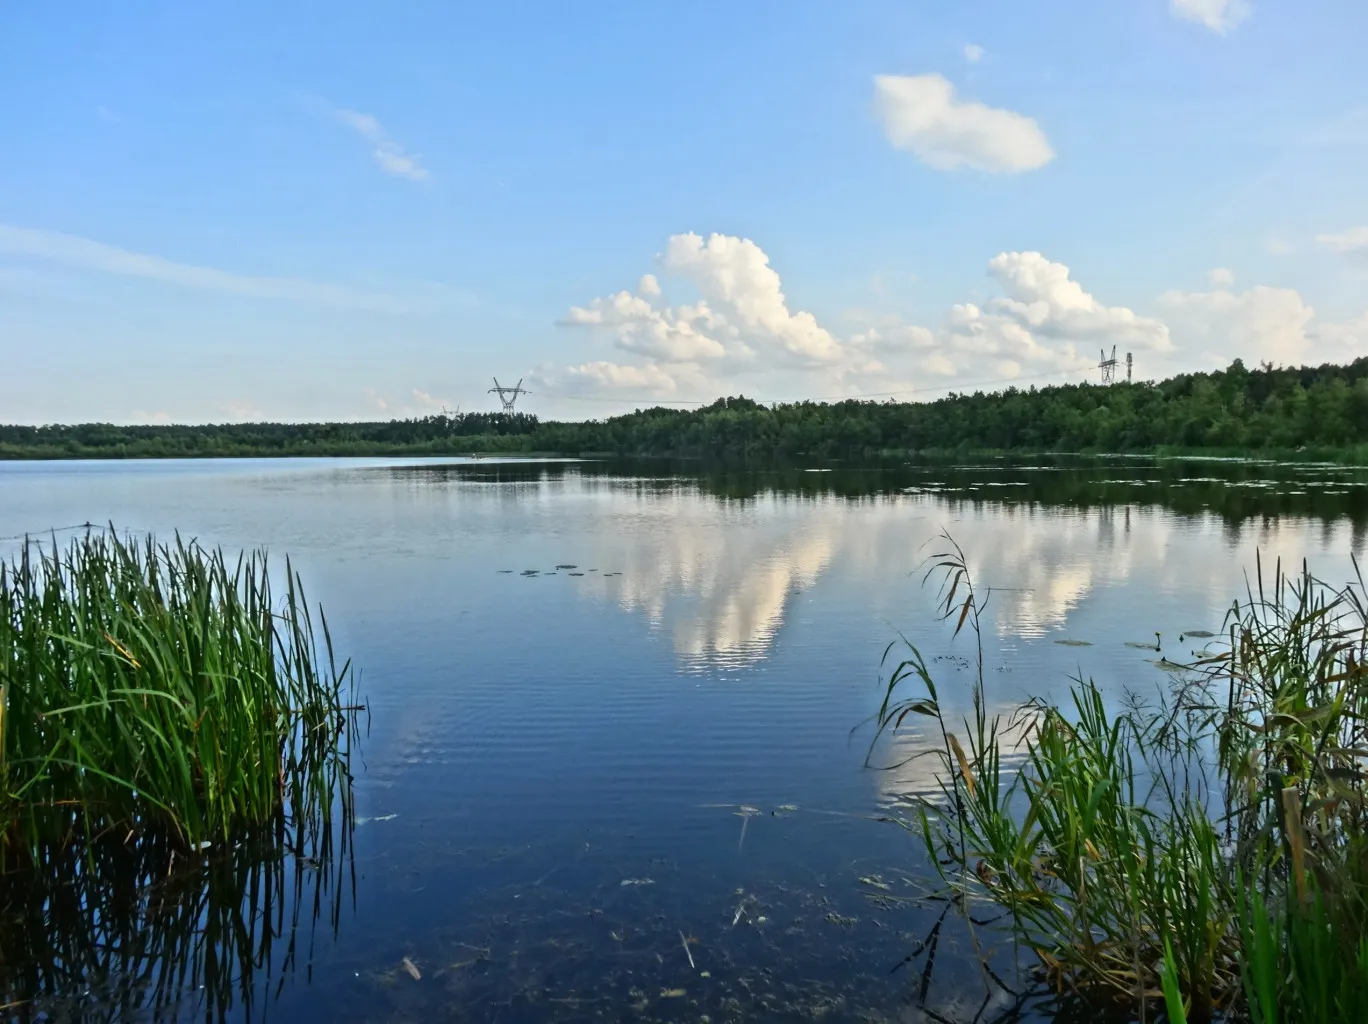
1149, 659, 1189, 674
1054, 639, 1092, 647
401, 957, 421, 981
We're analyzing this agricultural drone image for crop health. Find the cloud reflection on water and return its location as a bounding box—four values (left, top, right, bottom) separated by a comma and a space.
566, 489, 1336, 668
385, 461, 1367, 673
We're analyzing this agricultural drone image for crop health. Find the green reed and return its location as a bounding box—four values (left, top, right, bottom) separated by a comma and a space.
872, 536, 1368, 1022
0, 528, 358, 862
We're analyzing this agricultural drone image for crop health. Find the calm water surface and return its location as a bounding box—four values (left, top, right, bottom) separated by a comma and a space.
3, 456, 1367, 1023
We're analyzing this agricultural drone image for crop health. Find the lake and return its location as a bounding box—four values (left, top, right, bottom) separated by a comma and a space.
2, 455, 1366, 1023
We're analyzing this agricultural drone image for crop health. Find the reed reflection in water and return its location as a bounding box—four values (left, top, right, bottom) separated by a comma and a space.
0, 811, 355, 1022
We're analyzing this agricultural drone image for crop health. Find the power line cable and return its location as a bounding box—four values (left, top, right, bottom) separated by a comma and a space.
0, 521, 99, 543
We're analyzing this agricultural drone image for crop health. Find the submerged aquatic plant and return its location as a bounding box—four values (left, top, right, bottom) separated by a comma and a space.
871, 536, 1368, 1022
0, 528, 360, 861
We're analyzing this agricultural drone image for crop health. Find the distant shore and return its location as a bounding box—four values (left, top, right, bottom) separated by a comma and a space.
8, 357, 1368, 463
4, 442, 1368, 465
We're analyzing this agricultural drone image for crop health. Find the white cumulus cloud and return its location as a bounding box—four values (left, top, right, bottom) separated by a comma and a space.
1170, 0, 1250, 35
560, 361, 681, 393
849, 322, 937, 357
554, 233, 951, 402
1156, 284, 1368, 367
560, 233, 843, 372
1158, 286, 1313, 365
874, 73, 1054, 174
986, 251, 1172, 351
561, 285, 728, 363
1315, 313, 1368, 354
551, 237, 1368, 409
552, 237, 1165, 402
662, 233, 844, 365
945, 302, 1075, 375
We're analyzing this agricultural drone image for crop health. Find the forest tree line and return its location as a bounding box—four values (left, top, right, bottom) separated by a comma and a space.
5, 359, 1368, 461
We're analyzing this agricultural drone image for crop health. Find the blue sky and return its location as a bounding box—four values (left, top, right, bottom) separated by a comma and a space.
2, 0, 1367, 424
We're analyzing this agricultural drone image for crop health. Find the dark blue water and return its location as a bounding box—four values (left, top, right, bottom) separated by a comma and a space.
2, 456, 1365, 1022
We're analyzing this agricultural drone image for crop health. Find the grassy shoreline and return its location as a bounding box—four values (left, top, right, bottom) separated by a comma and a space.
873, 539, 1368, 1021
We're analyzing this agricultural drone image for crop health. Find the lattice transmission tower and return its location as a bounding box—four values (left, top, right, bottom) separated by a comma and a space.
1099, 346, 1118, 386
488, 377, 530, 413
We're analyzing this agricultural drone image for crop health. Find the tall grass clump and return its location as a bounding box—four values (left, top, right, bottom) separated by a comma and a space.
871, 536, 1368, 1023
0, 528, 359, 863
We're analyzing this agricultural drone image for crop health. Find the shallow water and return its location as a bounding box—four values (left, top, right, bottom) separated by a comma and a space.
2, 455, 1366, 1022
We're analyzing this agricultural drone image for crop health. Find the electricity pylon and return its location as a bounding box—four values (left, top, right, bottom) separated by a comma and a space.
488, 378, 529, 413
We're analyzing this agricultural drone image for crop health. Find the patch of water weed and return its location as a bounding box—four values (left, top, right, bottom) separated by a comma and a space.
871, 535, 1368, 1022
1146, 657, 1191, 675
1123, 633, 1163, 651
